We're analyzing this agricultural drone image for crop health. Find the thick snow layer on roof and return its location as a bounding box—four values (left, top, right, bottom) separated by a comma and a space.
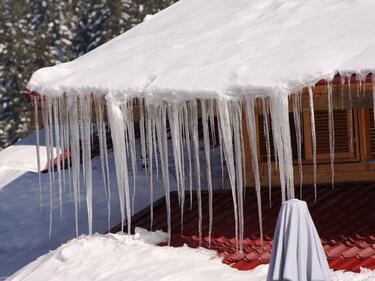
27, 0, 375, 100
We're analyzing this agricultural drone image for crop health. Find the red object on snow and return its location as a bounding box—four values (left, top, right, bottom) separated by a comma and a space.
42, 151, 71, 173
112, 183, 375, 272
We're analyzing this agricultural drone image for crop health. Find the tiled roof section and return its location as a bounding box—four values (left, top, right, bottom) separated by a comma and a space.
111, 183, 375, 272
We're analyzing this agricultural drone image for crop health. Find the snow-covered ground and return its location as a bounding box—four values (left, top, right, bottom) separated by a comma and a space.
0, 129, 224, 278
7, 228, 375, 281
0, 132, 122, 278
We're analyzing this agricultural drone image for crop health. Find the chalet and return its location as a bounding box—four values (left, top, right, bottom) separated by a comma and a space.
26, 0, 375, 278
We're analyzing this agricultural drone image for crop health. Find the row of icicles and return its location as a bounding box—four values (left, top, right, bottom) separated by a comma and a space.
33, 77, 373, 252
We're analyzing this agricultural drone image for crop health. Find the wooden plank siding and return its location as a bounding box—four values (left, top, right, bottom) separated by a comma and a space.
245, 82, 375, 188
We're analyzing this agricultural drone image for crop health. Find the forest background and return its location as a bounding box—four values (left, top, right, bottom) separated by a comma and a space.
0, 0, 177, 149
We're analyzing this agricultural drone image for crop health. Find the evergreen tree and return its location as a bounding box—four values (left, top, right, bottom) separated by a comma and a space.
0, 0, 179, 149
0, 0, 33, 148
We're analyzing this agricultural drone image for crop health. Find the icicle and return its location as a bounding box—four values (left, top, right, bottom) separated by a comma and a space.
362, 75, 366, 97
189, 100, 202, 245
62, 95, 72, 201
230, 101, 245, 251
244, 96, 263, 249
167, 103, 182, 204
179, 104, 186, 232
107, 100, 131, 234
327, 83, 335, 188
47, 98, 55, 184
359, 76, 362, 97
122, 100, 137, 215
139, 98, 147, 173
154, 103, 172, 245
341, 75, 345, 110
348, 76, 352, 110
261, 98, 272, 207
292, 92, 304, 199
146, 105, 154, 230
42, 97, 54, 239
79, 103, 86, 198
53, 98, 63, 217
167, 102, 185, 234
81, 95, 93, 235
217, 109, 225, 190
269, 95, 295, 201
58, 96, 66, 195
308, 87, 317, 201
94, 97, 111, 231
208, 99, 217, 147
152, 115, 159, 181
182, 103, 193, 210
33, 98, 42, 207
345, 76, 354, 154
217, 99, 239, 250
240, 112, 247, 190
201, 100, 213, 247
67, 96, 81, 237
102, 122, 111, 230
348, 77, 355, 153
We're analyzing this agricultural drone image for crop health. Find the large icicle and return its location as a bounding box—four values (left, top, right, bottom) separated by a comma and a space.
308, 87, 317, 201
217, 99, 239, 250
190, 100, 203, 245
178, 105, 186, 233
57, 97, 66, 196
327, 83, 335, 188
33, 98, 42, 206
261, 98, 272, 207
201, 100, 213, 247
216, 109, 225, 190
168, 102, 185, 233
122, 101, 137, 215
292, 92, 304, 198
208, 99, 217, 147
81, 95, 93, 235
182, 103, 193, 210
67, 96, 81, 237
154, 103, 172, 245
107, 100, 131, 234
94, 97, 111, 231
63, 96, 72, 201
41, 98, 54, 238
139, 99, 147, 173
146, 105, 154, 230
230, 100, 244, 251
244, 96, 263, 249
269, 94, 295, 201
52, 98, 63, 217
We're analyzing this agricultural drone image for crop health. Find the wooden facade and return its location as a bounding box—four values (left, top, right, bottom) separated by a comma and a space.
244, 80, 375, 187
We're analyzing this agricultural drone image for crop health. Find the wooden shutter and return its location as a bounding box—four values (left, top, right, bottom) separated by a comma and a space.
368, 108, 375, 159
258, 113, 304, 162
304, 109, 357, 161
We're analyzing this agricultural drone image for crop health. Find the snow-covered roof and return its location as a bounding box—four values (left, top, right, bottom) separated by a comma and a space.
27, 0, 375, 101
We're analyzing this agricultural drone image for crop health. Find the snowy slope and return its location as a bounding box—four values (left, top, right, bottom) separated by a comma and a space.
7, 229, 375, 281
28, 0, 375, 99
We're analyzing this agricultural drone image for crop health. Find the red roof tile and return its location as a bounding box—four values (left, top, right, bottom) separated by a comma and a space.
111, 183, 375, 272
